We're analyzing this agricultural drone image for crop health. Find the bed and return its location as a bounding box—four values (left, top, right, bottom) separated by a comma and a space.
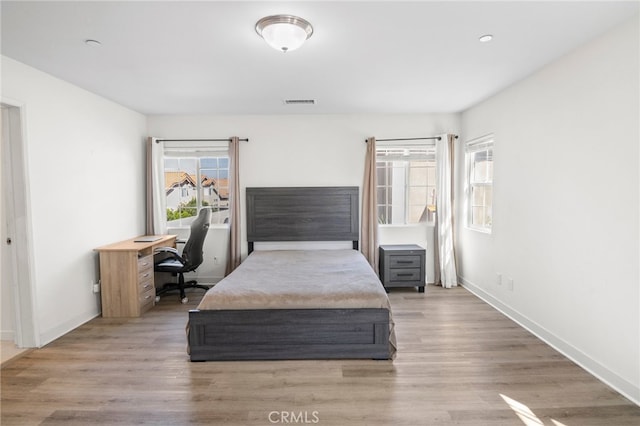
187, 186, 396, 361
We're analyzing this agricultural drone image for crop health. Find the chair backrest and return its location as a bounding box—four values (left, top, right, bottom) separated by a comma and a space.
181, 208, 211, 270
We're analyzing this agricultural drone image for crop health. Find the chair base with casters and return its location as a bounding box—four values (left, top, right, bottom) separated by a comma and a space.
155, 272, 210, 304
154, 248, 211, 304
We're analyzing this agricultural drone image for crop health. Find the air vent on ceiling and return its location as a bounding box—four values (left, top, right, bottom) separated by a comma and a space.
283, 99, 316, 105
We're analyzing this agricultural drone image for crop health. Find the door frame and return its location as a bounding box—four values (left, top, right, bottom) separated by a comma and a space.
1, 99, 39, 348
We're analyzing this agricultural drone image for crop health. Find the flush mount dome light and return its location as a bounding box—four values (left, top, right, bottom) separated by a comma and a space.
255, 15, 313, 53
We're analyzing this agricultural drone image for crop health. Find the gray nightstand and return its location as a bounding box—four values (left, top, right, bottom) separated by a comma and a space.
379, 244, 426, 293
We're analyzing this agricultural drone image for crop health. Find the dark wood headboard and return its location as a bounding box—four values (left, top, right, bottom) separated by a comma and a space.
246, 186, 359, 253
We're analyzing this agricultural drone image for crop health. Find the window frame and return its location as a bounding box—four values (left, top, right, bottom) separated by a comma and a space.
375, 142, 437, 227
160, 141, 230, 230
465, 134, 494, 233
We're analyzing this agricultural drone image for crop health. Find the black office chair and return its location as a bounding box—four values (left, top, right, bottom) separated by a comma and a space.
154, 208, 212, 304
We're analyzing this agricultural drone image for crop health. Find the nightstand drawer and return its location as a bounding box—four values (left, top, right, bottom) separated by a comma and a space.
388, 255, 421, 269
389, 268, 421, 282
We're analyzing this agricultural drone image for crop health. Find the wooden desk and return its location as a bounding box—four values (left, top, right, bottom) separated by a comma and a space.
95, 235, 176, 318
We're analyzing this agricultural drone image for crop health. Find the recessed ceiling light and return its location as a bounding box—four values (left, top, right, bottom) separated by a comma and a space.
479, 34, 493, 43
84, 39, 102, 47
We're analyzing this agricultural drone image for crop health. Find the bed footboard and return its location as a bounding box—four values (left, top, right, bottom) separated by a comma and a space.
188, 308, 391, 361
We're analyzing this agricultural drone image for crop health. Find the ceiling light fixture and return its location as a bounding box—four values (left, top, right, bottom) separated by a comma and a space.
255, 15, 313, 53
479, 34, 494, 43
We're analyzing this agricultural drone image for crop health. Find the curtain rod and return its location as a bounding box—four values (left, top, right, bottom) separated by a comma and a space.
365, 135, 458, 142
156, 138, 249, 143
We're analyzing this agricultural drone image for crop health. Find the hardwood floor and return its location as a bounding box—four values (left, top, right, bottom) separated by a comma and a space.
2, 285, 638, 425
0, 341, 30, 366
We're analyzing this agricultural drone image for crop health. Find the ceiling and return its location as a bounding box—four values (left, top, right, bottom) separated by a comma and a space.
1, 1, 638, 115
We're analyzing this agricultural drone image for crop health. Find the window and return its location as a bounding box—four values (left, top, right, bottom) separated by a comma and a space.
161, 142, 229, 228
466, 135, 494, 232
376, 143, 437, 225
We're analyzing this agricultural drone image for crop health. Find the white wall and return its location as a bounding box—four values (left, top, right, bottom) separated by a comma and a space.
148, 114, 460, 281
457, 15, 639, 403
1, 56, 148, 346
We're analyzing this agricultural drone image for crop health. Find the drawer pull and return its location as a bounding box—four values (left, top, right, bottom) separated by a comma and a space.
397, 260, 413, 264
143, 283, 150, 289
144, 295, 152, 300
141, 262, 150, 267
397, 273, 414, 277
142, 273, 150, 278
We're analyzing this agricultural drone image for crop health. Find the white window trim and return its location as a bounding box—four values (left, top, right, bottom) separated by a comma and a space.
376, 140, 437, 227
465, 134, 494, 234
160, 140, 230, 230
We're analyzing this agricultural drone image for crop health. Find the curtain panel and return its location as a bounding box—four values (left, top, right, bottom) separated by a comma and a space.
225, 136, 241, 275
434, 134, 458, 288
146, 137, 167, 235
145, 137, 154, 235
361, 136, 379, 274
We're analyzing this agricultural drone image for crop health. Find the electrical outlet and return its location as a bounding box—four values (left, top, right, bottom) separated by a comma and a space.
92, 280, 100, 293
507, 278, 514, 291
496, 273, 502, 286
213, 256, 219, 265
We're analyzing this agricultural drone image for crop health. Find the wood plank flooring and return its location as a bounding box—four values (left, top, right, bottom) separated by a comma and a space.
2, 285, 638, 425
0, 341, 30, 365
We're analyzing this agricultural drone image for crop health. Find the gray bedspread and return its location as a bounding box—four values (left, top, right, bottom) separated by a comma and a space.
197, 249, 396, 356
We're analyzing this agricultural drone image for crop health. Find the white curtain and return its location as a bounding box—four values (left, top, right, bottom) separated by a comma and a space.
434, 134, 458, 288
146, 137, 167, 235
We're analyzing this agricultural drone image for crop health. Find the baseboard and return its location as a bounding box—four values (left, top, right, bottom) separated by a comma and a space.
39, 308, 100, 348
1, 330, 15, 341
459, 276, 640, 406
178, 275, 223, 287
200, 276, 223, 286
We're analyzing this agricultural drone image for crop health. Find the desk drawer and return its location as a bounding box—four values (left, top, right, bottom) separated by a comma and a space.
138, 255, 153, 272
138, 268, 153, 286
389, 268, 422, 282
388, 255, 422, 269
139, 286, 155, 309
138, 276, 154, 295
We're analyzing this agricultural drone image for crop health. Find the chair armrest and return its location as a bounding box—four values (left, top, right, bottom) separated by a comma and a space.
154, 246, 187, 266
155, 246, 179, 255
